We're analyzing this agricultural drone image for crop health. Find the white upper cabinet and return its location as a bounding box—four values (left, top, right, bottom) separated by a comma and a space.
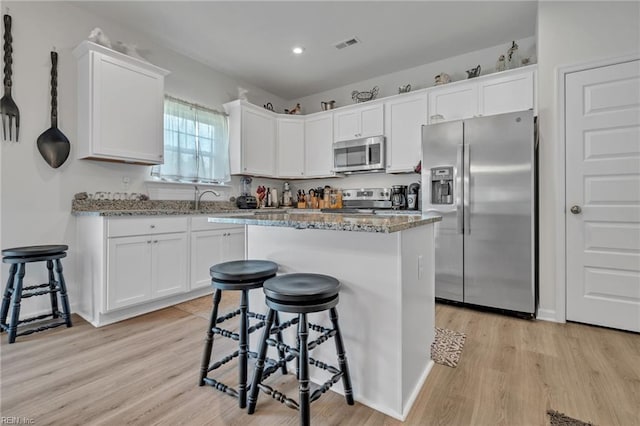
385, 92, 428, 173
73, 41, 169, 165
277, 117, 305, 178
225, 100, 277, 176
478, 69, 535, 116
304, 114, 335, 177
334, 103, 384, 142
428, 82, 478, 124
428, 66, 536, 124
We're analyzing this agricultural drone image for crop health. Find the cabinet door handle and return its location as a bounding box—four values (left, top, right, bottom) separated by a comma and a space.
147, 240, 152, 244
153, 240, 158, 243
150, 225, 156, 229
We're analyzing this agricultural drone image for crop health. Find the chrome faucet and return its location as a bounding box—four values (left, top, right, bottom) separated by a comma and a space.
194, 186, 220, 210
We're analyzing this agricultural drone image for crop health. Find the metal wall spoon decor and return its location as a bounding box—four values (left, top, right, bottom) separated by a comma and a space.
1, 14, 20, 141
37, 51, 70, 169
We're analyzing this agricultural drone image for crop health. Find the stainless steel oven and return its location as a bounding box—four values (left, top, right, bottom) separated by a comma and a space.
333, 136, 385, 173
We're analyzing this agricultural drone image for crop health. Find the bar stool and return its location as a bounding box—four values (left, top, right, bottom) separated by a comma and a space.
1, 245, 73, 343
247, 273, 354, 425
199, 259, 291, 409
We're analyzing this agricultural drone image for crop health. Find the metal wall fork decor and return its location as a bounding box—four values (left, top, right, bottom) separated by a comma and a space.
1, 14, 20, 141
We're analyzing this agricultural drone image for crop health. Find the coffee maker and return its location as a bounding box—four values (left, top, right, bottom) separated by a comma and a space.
407, 182, 420, 210
391, 185, 407, 210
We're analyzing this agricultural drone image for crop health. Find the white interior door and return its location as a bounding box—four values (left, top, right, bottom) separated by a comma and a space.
565, 59, 640, 332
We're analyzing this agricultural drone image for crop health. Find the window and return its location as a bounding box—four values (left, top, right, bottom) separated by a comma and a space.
151, 96, 230, 183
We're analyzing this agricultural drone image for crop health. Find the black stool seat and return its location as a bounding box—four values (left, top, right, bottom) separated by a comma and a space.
264, 273, 341, 313
1, 244, 72, 343
2, 245, 68, 258
210, 260, 278, 290
3, 251, 67, 264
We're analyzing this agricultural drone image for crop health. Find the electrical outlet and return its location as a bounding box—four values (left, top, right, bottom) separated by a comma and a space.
122, 176, 130, 190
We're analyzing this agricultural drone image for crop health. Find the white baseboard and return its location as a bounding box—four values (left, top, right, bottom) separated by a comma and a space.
537, 308, 564, 323
310, 359, 435, 421
402, 360, 434, 419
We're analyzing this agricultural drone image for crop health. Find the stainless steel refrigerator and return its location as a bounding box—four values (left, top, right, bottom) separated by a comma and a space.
421, 110, 536, 315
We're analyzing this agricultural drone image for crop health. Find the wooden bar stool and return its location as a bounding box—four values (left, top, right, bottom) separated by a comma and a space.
247, 273, 354, 425
199, 259, 292, 409
1, 245, 73, 343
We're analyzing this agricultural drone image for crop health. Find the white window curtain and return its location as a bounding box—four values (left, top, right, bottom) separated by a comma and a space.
151, 96, 230, 183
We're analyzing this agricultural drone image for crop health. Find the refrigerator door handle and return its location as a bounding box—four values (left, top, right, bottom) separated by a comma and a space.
456, 144, 464, 234
464, 143, 471, 234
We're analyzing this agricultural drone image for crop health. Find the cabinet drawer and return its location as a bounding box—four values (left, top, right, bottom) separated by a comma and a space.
191, 216, 245, 232
108, 216, 188, 237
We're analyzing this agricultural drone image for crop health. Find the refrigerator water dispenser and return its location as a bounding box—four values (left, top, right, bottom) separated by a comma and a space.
430, 166, 453, 204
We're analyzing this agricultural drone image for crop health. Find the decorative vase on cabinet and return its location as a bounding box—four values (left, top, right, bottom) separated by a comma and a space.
73, 41, 170, 165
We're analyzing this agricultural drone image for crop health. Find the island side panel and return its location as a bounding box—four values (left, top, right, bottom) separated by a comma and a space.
400, 225, 435, 413
76, 215, 106, 326
247, 225, 404, 418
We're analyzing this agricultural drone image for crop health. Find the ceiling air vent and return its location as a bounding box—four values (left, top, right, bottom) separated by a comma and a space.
334, 37, 360, 50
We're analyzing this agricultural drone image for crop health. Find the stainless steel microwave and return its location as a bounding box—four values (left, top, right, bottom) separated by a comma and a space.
333, 136, 386, 173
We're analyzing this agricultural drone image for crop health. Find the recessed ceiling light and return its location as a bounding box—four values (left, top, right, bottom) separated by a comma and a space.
292, 46, 305, 55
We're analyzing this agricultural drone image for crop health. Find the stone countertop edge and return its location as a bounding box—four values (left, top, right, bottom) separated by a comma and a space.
71, 199, 252, 216
207, 213, 442, 233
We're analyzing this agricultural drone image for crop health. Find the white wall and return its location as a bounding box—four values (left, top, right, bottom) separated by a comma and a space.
537, 1, 640, 320
0, 1, 286, 317
294, 36, 536, 114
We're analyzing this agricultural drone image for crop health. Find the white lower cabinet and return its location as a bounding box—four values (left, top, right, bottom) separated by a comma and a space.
107, 236, 152, 310
107, 232, 187, 310
76, 215, 245, 327
190, 223, 245, 290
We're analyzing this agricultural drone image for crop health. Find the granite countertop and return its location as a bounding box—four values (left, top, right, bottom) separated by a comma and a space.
71, 200, 250, 216
207, 211, 442, 233
70, 201, 441, 232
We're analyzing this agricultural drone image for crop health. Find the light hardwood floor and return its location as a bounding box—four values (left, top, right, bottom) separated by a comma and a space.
1, 294, 638, 425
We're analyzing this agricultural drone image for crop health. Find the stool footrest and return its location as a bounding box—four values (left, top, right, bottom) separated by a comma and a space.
309, 369, 344, 403
260, 354, 296, 382
22, 282, 57, 292
212, 327, 239, 341
215, 309, 240, 324
269, 316, 299, 334
16, 321, 67, 337
21, 287, 60, 299
1, 312, 63, 331
202, 377, 239, 398
308, 329, 337, 351
207, 350, 239, 372
257, 383, 300, 411
17, 312, 62, 325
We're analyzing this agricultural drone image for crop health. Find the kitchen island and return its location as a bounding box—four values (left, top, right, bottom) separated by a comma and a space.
207, 211, 441, 420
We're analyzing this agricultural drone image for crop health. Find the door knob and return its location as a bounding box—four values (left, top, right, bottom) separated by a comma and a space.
570, 205, 582, 214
